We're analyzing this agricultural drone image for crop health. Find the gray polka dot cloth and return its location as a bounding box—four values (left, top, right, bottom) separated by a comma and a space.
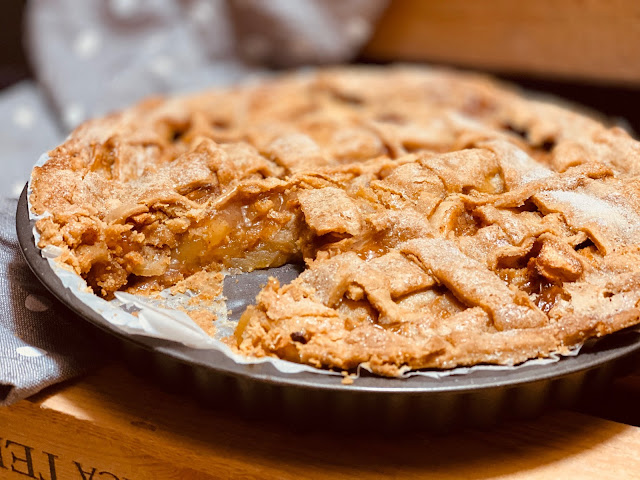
0, 0, 387, 405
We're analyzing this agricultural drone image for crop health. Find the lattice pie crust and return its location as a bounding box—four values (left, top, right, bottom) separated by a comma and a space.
30, 67, 640, 376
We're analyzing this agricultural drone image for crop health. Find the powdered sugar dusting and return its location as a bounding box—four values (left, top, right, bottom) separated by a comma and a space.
542, 190, 640, 242
487, 139, 553, 187
520, 167, 553, 185
511, 147, 553, 185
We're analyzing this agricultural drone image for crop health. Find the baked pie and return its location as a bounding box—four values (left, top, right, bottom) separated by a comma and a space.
30, 66, 640, 376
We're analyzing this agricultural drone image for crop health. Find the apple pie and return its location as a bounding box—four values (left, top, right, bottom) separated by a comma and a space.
30, 66, 640, 376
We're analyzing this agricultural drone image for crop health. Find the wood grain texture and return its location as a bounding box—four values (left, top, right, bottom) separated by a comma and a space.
1, 364, 640, 479
365, 0, 640, 85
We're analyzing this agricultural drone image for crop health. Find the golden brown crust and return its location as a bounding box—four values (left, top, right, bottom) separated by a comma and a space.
30, 66, 640, 376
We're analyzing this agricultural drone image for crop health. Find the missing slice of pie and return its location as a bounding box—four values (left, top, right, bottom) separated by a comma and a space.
30, 66, 640, 376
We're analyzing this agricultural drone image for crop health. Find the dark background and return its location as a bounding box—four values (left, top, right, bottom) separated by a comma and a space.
0, 1, 30, 89
2, 1, 639, 134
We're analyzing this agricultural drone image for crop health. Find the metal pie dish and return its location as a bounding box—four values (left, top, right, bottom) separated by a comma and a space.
16, 186, 640, 431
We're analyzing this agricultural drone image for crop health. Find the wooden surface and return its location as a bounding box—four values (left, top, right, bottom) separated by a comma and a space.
0, 363, 639, 479
365, 0, 640, 86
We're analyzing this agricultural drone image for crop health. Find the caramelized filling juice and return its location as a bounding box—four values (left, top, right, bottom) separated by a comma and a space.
172, 192, 303, 277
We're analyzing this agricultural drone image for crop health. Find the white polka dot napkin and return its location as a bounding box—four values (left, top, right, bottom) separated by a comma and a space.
1, 0, 387, 405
